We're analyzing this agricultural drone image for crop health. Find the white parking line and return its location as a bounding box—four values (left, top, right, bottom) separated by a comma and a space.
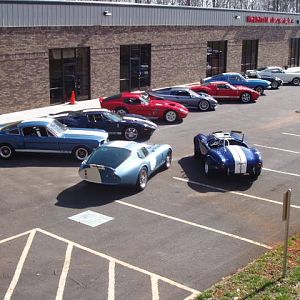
263, 168, 300, 177
56, 243, 73, 300
108, 260, 115, 300
151, 276, 159, 300
282, 132, 300, 137
4, 229, 36, 300
254, 144, 300, 154
116, 200, 272, 249
173, 177, 300, 210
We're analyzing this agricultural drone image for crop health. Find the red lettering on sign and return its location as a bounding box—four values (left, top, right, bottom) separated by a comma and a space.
246, 15, 294, 25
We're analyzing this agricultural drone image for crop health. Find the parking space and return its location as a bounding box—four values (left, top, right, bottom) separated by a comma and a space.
0, 85, 300, 299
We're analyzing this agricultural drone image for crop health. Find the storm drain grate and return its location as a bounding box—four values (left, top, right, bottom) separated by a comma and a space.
69, 210, 114, 227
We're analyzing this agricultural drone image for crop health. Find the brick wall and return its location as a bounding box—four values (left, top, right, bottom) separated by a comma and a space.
0, 25, 298, 114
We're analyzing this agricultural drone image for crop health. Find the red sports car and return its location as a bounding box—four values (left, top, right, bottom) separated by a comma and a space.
99, 92, 189, 123
189, 81, 260, 103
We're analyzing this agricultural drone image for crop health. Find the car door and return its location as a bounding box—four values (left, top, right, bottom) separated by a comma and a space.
124, 97, 152, 117
170, 90, 191, 106
22, 126, 59, 151
215, 83, 234, 100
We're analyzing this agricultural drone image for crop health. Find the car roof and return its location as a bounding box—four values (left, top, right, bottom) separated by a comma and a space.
19, 118, 54, 127
104, 140, 147, 151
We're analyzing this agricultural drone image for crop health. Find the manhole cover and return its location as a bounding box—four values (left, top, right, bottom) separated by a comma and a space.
69, 210, 114, 227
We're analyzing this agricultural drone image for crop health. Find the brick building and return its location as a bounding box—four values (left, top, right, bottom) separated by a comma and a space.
0, 0, 300, 114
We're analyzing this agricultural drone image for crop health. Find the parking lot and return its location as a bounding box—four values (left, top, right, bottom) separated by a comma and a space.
0, 85, 300, 300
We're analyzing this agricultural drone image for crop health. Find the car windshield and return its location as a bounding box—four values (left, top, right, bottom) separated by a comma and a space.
48, 119, 67, 136
103, 111, 122, 122
140, 93, 150, 105
0, 121, 21, 132
189, 89, 201, 98
87, 146, 131, 169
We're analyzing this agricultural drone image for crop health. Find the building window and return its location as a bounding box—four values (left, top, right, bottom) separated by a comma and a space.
120, 44, 151, 92
206, 41, 227, 77
241, 40, 258, 74
49, 47, 90, 104
288, 38, 300, 67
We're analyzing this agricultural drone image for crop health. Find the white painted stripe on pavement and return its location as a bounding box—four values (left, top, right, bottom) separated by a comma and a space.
4, 229, 36, 300
263, 167, 300, 177
116, 200, 272, 249
0, 229, 33, 245
151, 276, 160, 300
173, 177, 300, 210
56, 243, 73, 300
184, 293, 201, 300
108, 260, 115, 300
36, 228, 199, 295
282, 132, 300, 137
254, 144, 300, 154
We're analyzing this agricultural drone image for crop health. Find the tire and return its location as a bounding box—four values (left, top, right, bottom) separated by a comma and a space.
254, 86, 264, 95
115, 107, 128, 116
163, 150, 172, 170
292, 77, 300, 86
271, 81, 279, 89
198, 99, 210, 111
204, 159, 211, 177
0, 144, 14, 159
73, 146, 90, 161
240, 92, 252, 103
123, 127, 139, 141
164, 110, 178, 123
250, 170, 261, 181
194, 141, 201, 160
136, 167, 148, 191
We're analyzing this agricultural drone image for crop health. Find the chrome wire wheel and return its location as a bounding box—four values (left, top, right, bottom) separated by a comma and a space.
240, 92, 251, 103
137, 167, 148, 191
198, 100, 210, 111
271, 81, 279, 89
74, 147, 89, 161
164, 110, 178, 123
255, 86, 264, 95
0, 144, 13, 159
124, 127, 139, 141
292, 77, 300, 86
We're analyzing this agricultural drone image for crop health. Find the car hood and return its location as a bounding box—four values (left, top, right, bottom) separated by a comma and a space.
212, 145, 257, 164
149, 99, 188, 110
245, 78, 271, 85
62, 128, 108, 140
122, 115, 157, 129
235, 85, 256, 92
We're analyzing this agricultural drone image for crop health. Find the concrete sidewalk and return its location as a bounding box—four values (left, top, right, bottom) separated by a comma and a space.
0, 99, 101, 125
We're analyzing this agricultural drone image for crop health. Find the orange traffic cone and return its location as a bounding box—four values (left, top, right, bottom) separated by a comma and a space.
70, 90, 76, 105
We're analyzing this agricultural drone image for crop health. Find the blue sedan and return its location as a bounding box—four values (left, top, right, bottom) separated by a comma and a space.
203, 72, 271, 95
51, 108, 157, 141
0, 118, 108, 160
79, 140, 172, 191
194, 131, 262, 179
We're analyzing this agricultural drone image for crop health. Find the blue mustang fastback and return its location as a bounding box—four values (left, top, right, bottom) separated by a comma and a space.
203, 72, 271, 95
0, 118, 108, 160
194, 131, 262, 179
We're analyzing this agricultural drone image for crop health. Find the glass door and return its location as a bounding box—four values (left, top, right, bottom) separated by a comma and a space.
63, 63, 76, 102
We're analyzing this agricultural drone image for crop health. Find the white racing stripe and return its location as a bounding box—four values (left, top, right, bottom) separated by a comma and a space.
123, 116, 156, 127
227, 145, 247, 174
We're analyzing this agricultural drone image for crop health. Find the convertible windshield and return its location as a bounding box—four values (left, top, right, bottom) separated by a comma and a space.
87, 146, 131, 169
190, 90, 202, 98
49, 119, 67, 136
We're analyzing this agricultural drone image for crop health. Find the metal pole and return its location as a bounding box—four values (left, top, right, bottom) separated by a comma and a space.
282, 189, 291, 278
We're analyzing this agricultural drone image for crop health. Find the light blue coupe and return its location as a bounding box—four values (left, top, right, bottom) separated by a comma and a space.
79, 140, 172, 191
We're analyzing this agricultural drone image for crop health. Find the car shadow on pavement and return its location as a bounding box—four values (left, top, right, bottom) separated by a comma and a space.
0, 153, 81, 168
177, 155, 254, 193
55, 181, 137, 209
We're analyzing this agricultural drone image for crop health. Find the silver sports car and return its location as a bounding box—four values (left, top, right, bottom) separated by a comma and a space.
150, 86, 218, 111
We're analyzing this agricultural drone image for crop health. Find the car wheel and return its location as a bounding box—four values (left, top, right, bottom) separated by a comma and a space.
73, 146, 90, 161
194, 141, 201, 160
164, 110, 178, 123
271, 81, 279, 89
136, 167, 148, 191
204, 159, 211, 177
292, 77, 300, 86
240, 92, 252, 103
250, 170, 261, 181
0, 144, 14, 159
163, 150, 172, 170
255, 86, 264, 95
115, 107, 128, 116
124, 127, 139, 141
198, 100, 210, 111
